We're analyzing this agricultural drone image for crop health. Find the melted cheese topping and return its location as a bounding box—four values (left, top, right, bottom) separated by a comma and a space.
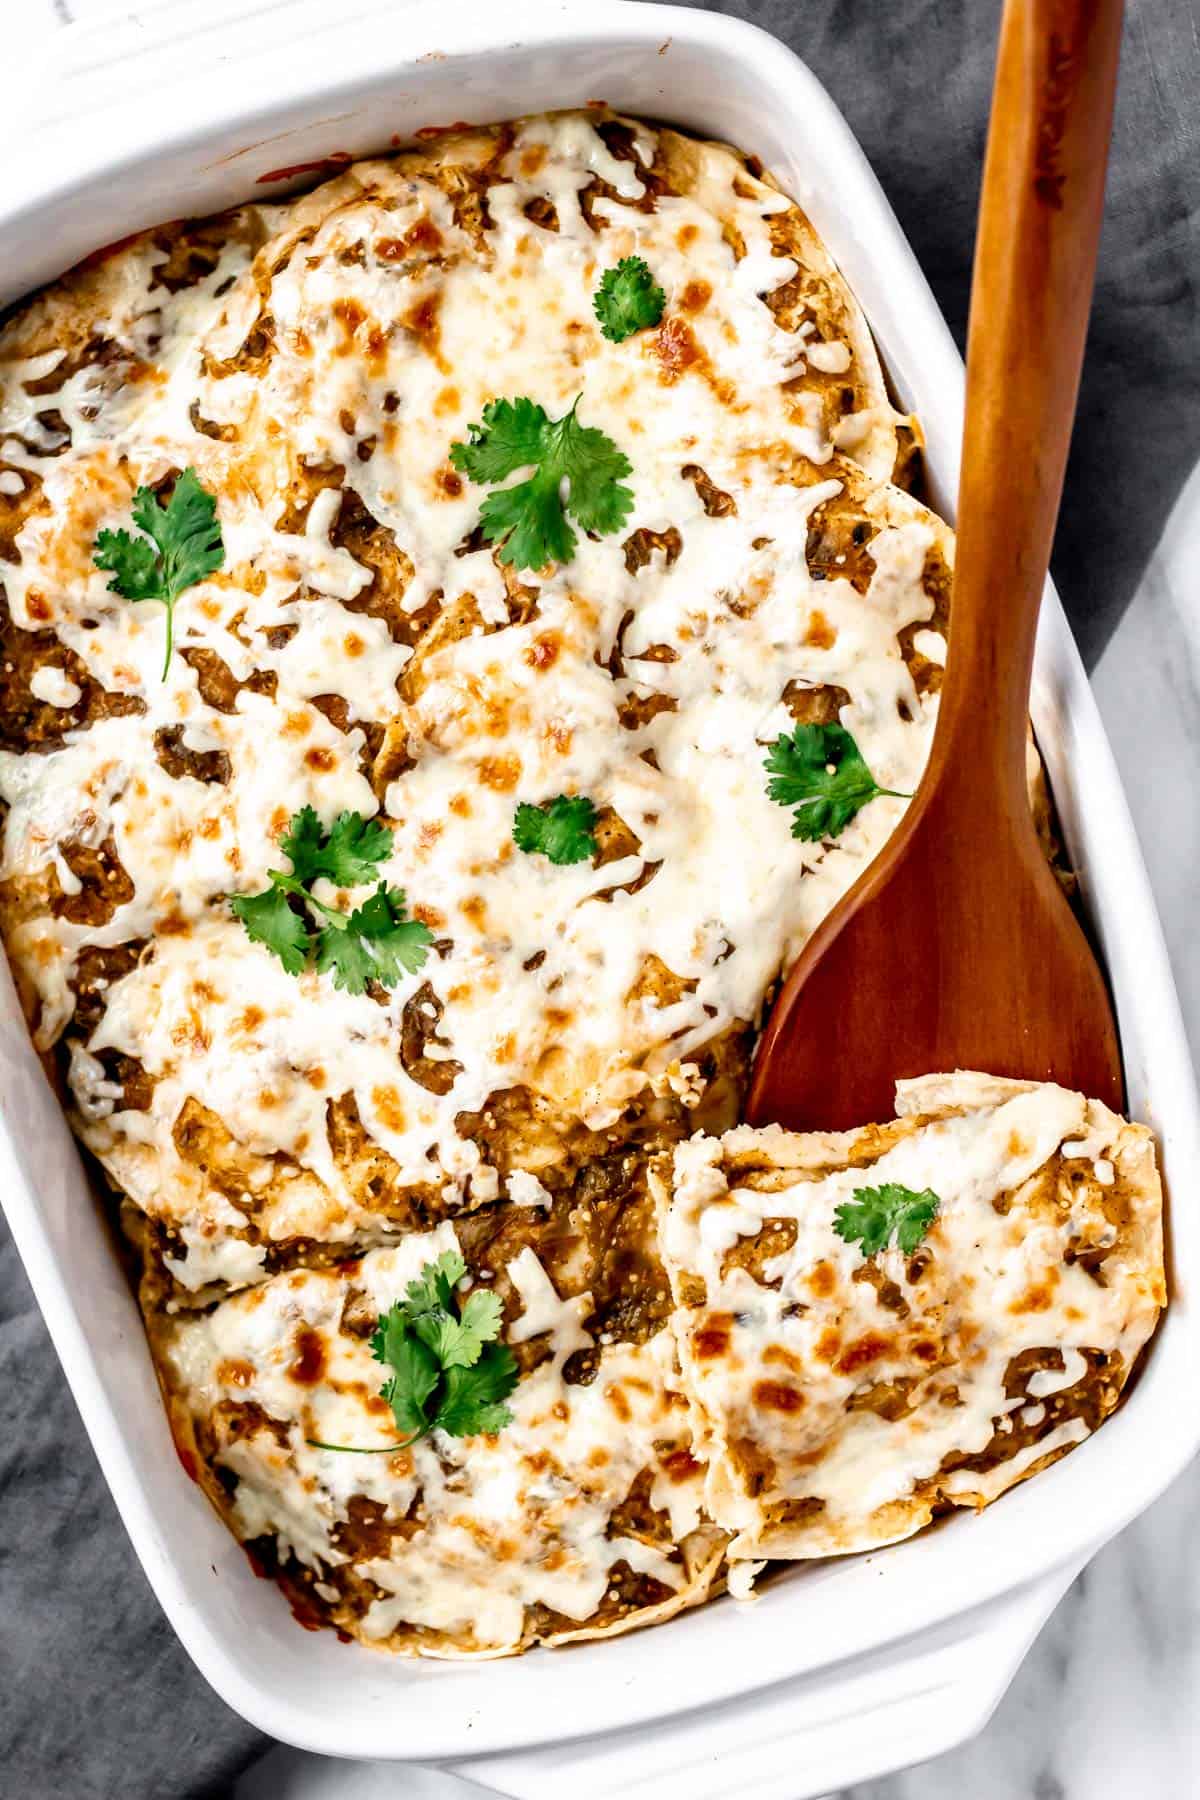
0, 111, 940, 1280
662, 1072, 1165, 1566
2, 111, 1161, 1663
162, 1226, 717, 1654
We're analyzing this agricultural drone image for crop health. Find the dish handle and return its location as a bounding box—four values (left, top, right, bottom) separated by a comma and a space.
444, 1562, 1082, 1800
6, 0, 587, 151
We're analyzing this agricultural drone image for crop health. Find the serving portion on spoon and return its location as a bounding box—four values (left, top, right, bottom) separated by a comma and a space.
748, 0, 1126, 1132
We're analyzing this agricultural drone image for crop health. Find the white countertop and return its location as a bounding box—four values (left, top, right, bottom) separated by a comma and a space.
16, 2, 1200, 1795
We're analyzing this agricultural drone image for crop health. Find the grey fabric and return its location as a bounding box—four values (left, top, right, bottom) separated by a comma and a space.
0, 4, 1195, 1797
0, 1232, 262, 1800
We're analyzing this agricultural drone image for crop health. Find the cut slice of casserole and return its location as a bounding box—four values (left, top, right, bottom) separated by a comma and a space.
155, 1223, 724, 1656
660, 1072, 1165, 1564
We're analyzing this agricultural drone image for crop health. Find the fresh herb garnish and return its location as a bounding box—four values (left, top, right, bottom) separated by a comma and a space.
593, 255, 666, 343
312, 884, 434, 993
833, 1184, 940, 1258
230, 805, 432, 993
449, 396, 633, 571
512, 795, 599, 866
227, 884, 314, 977
764, 723, 911, 842
279, 806, 394, 889
308, 1250, 518, 1453
93, 467, 225, 677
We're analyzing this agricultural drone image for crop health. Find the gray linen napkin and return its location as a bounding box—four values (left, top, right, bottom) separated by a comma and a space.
0, 1235, 262, 1798
1, 4, 1195, 1797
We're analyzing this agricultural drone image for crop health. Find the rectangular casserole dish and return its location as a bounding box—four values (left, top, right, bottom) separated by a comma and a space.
2, 0, 1198, 1777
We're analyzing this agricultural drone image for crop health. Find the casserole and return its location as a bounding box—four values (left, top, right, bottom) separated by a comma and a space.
2, 0, 1197, 1789
0, 96, 968, 1657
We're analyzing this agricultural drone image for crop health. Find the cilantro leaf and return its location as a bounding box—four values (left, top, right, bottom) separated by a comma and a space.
435, 1344, 519, 1438
322, 811, 394, 884
131, 470, 225, 593
283, 807, 393, 889
93, 528, 161, 600
412, 1288, 506, 1372
371, 1300, 418, 1370
833, 1183, 941, 1258
404, 1249, 467, 1317
314, 886, 434, 994
593, 255, 666, 343
448, 395, 549, 485
449, 397, 633, 571
93, 467, 224, 676
228, 885, 313, 975
512, 795, 598, 865
458, 1287, 505, 1345
231, 810, 430, 990
413, 1311, 477, 1370
310, 1251, 519, 1454
379, 1330, 441, 1440
276, 805, 326, 881
479, 475, 576, 572
311, 920, 375, 994
556, 409, 637, 537
764, 723, 911, 842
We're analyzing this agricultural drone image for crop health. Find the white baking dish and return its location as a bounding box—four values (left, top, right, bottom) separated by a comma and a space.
3, 1, 1198, 1792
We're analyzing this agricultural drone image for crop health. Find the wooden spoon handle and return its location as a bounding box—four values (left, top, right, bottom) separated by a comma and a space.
937, 0, 1123, 807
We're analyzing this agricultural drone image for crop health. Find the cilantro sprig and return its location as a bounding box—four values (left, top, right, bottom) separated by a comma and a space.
279, 806, 393, 888
833, 1184, 941, 1258
309, 1250, 518, 1453
512, 795, 598, 866
593, 255, 666, 343
230, 805, 432, 993
764, 723, 912, 842
93, 468, 225, 677
449, 396, 633, 571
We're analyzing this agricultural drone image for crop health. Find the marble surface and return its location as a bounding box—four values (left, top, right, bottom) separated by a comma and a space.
6, 2, 1198, 1797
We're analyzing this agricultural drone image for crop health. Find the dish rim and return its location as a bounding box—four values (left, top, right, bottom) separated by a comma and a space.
2, 0, 1198, 1764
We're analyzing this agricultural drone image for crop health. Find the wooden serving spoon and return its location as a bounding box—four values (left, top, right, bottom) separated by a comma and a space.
747, 0, 1125, 1132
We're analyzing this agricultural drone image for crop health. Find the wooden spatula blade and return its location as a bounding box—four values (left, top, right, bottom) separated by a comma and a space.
747, 788, 1123, 1131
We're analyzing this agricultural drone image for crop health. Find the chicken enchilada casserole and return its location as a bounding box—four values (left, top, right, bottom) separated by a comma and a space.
0, 107, 1164, 1656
